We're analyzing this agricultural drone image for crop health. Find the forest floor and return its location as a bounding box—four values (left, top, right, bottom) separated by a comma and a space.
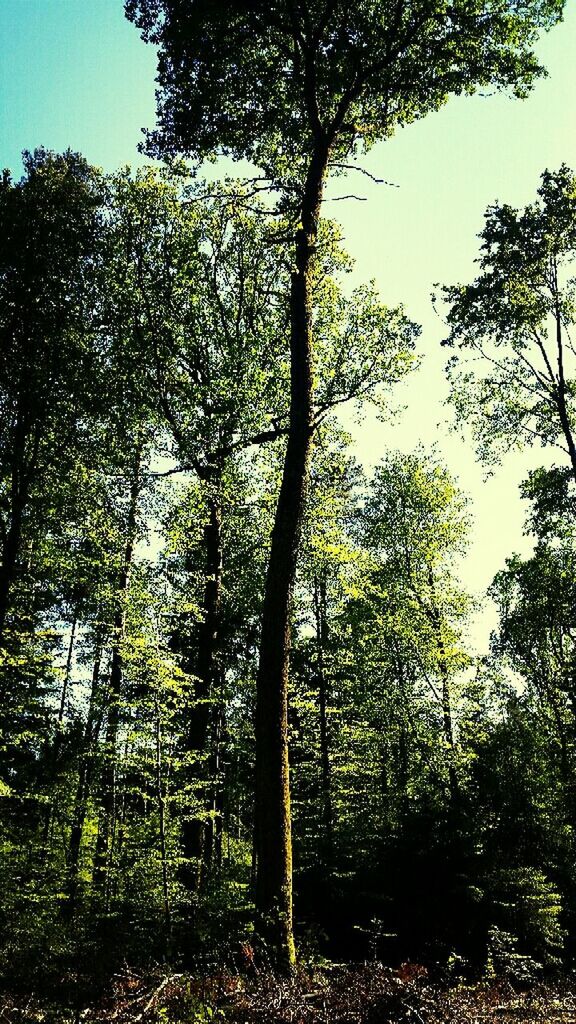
2, 963, 576, 1024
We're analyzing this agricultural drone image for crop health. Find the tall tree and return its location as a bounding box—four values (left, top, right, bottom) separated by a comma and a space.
105, 170, 292, 889
92, 435, 147, 901
107, 167, 416, 908
293, 426, 364, 867
358, 451, 473, 804
0, 149, 104, 646
490, 468, 576, 802
126, 0, 564, 964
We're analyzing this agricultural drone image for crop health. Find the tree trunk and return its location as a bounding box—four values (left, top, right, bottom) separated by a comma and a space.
0, 499, 24, 645
313, 574, 334, 860
552, 292, 576, 487
254, 143, 329, 968
204, 698, 226, 876
155, 699, 171, 932
0, 413, 38, 645
93, 443, 142, 900
112, 723, 132, 888
67, 641, 103, 913
58, 610, 79, 724
438, 651, 458, 804
40, 608, 80, 863
426, 566, 458, 804
398, 715, 409, 817
181, 489, 223, 891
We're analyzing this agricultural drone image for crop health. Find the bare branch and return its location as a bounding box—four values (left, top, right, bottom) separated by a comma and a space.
325, 194, 368, 203
329, 162, 400, 187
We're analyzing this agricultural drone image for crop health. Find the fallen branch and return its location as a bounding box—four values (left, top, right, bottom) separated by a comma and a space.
134, 974, 183, 1021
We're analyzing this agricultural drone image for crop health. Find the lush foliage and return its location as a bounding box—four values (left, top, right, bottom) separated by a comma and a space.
3, 3, 576, 1010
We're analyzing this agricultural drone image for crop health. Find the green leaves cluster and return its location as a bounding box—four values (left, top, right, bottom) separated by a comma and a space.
126, 0, 563, 187
442, 165, 576, 468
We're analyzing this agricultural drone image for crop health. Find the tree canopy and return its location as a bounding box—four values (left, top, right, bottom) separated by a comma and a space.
442, 165, 576, 475
126, 0, 564, 183
3, 0, 576, 1012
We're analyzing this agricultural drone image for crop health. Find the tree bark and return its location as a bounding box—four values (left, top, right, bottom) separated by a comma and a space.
254, 142, 329, 968
181, 489, 223, 891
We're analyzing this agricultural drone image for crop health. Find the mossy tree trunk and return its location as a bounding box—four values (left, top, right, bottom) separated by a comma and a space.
254, 142, 329, 969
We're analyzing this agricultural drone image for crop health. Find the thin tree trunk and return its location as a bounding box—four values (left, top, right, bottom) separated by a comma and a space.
93, 443, 143, 900
544, 679, 571, 789
438, 651, 458, 803
155, 700, 171, 932
313, 574, 334, 860
0, 501, 24, 645
40, 609, 80, 862
58, 611, 79, 724
112, 723, 132, 892
254, 143, 329, 968
552, 284, 576, 486
213, 704, 228, 875
67, 641, 103, 912
398, 715, 409, 817
181, 489, 223, 891
0, 412, 39, 645
204, 699, 226, 876
426, 567, 458, 804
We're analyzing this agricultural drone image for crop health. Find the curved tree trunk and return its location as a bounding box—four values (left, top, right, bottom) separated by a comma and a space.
254, 144, 329, 968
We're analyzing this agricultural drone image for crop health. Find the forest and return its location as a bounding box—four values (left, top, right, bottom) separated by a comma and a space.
2, 1, 576, 1021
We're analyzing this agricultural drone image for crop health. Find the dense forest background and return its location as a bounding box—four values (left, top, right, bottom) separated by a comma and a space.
3, 1, 576, 1021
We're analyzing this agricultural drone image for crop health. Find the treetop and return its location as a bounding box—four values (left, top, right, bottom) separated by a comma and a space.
125, 0, 565, 186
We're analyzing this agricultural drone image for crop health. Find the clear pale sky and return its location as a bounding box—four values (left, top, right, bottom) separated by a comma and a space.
2, 0, 576, 647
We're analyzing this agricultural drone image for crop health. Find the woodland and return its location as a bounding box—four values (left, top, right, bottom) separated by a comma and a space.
3, 1, 576, 1021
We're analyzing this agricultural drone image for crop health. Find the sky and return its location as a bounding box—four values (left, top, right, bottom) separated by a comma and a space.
2, 0, 576, 648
